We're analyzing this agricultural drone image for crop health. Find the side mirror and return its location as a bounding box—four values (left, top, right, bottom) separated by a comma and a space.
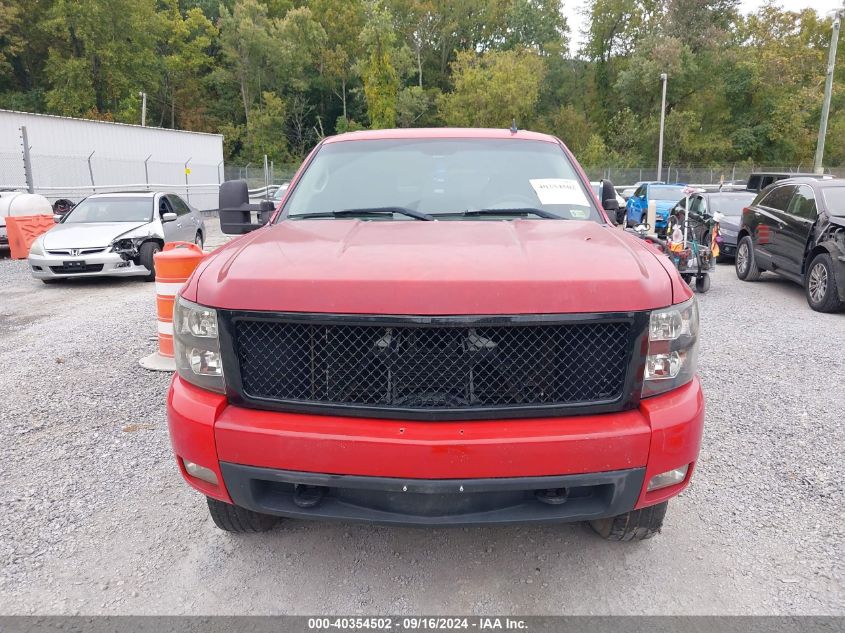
259, 200, 274, 225
600, 180, 620, 223
162, 212, 177, 222
218, 179, 271, 234
53, 214, 62, 223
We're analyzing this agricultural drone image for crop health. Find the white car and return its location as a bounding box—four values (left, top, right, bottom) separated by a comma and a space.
28, 192, 205, 284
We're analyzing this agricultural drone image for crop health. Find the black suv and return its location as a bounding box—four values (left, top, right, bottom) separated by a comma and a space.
736, 177, 845, 312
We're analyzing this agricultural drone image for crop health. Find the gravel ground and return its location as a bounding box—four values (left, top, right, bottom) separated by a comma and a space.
1, 223, 843, 615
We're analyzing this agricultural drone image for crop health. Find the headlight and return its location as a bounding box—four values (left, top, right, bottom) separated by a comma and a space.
111, 237, 142, 252
642, 296, 699, 398
173, 295, 225, 393
29, 237, 45, 256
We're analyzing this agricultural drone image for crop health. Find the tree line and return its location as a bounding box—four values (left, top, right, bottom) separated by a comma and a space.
1, 0, 843, 169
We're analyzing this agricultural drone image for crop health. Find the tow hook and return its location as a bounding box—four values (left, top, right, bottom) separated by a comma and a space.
293, 484, 326, 508
534, 488, 569, 505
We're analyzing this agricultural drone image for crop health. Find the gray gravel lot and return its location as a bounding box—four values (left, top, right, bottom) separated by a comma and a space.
1, 223, 843, 615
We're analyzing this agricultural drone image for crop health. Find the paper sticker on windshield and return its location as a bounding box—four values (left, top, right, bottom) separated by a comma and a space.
529, 179, 589, 206
570, 208, 589, 219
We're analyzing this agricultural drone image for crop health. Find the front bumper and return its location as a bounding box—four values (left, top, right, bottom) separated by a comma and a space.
221, 463, 645, 526
28, 249, 150, 279
167, 376, 704, 525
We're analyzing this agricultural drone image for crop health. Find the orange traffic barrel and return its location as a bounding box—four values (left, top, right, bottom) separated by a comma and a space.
140, 242, 206, 372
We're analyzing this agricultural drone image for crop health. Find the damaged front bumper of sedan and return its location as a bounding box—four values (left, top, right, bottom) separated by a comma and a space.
28, 244, 151, 279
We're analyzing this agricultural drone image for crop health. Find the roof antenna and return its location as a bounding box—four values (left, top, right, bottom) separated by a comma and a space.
510, 118, 518, 134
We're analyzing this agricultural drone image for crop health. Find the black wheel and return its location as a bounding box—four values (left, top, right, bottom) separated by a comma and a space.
139, 241, 161, 281
735, 236, 761, 281
589, 501, 668, 541
195, 231, 204, 250
805, 253, 844, 313
695, 274, 711, 293
206, 497, 279, 533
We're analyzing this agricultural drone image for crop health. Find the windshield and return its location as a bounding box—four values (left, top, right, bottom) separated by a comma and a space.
821, 186, 845, 216
273, 183, 289, 201
709, 194, 754, 216
63, 197, 153, 223
650, 186, 685, 201
281, 138, 600, 222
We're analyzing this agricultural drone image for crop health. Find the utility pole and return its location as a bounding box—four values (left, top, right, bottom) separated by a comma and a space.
814, 3, 844, 174
139, 92, 147, 127
657, 73, 668, 182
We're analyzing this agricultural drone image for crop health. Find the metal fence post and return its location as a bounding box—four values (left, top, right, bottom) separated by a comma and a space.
87, 151, 96, 192
20, 126, 34, 193
263, 154, 269, 199
144, 154, 152, 191
184, 157, 192, 203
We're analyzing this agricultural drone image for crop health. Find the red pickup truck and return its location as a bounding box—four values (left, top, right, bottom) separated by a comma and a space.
167, 128, 703, 541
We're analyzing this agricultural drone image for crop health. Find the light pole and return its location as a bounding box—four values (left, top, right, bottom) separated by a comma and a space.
139, 92, 147, 127
814, 3, 845, 174
657, 73, 668, 182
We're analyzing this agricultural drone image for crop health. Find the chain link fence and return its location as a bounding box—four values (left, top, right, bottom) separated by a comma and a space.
1, 141, 228, 210
5, 140, 842, 211
0, 151, 27, 190
583, 164, 844, 186
224, 163, 299, 190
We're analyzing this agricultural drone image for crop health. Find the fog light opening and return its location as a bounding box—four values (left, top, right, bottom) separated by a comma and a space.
647, 464, 689, 492
182, 459, 219, 486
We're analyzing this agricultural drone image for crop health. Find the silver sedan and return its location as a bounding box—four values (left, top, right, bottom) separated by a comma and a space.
28, 192, 205, 284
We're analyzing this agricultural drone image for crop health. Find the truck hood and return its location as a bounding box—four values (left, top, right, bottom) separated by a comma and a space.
42, 222, 150, 249
194, 220, 675, 314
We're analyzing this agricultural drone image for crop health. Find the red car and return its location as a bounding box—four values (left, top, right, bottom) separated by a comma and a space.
167, 128, 703, 540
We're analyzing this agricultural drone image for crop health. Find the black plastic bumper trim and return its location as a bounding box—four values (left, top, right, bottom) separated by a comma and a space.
219, 463, 646, 527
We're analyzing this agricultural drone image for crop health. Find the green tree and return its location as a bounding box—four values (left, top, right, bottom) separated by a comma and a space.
438, 48, 545, 127
43, 0, 159, 118
500, 0, 568, 54
157, 1, 218, 129
310, 0, 365, 121
218, 0, 277, 125
358, 2, 402, 128
244, 91, 290, 163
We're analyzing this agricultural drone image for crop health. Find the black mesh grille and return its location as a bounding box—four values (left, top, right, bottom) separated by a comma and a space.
233, 318, 632, 413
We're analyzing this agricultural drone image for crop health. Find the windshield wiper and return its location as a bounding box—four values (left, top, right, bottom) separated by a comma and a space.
458, 208, 562, 220
292, 206, 434, 221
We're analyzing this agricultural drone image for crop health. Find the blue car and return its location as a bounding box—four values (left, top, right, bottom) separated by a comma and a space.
625, 183, 687, 234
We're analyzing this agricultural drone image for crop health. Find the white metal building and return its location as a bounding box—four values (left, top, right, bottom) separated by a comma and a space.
0, 109, 224, 210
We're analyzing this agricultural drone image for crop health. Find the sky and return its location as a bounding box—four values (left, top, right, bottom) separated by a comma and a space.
566, 0, 845, 55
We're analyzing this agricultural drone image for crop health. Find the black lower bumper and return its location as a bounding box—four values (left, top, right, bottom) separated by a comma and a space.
220, 463, 645, 526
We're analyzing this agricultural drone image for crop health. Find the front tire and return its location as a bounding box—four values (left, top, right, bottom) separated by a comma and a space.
735, 236, 761, 281
589, 501, 668, 541
195, 231, 204, 250
139, 241, 161, 282
207, 497, 279, 533
805, 253, 844, 313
